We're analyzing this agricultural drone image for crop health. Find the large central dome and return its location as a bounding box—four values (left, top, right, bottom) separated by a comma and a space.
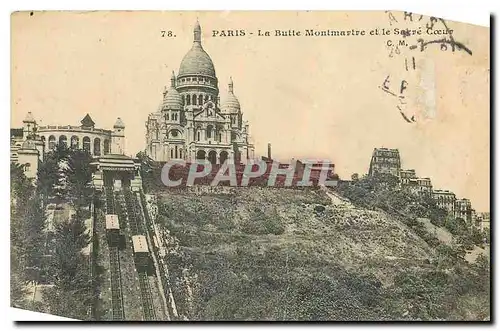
178, 21, 216, 78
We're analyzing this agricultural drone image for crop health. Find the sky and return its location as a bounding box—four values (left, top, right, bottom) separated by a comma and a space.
11, 11, 490, 211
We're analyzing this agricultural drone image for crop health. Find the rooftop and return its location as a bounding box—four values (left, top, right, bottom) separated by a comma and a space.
132, 235, 149, 253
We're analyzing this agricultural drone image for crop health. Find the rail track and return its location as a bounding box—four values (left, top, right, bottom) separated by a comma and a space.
123, 190, 139, 235
138, 272, 157, 320
122, 188, 157, 321
104, 187, 125, 320
109, 246, 125, 320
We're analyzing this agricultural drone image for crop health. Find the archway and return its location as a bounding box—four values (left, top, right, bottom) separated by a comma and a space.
48, 135, 56, 150
206, 125, 214, 139
82, 136, 91, 152
59, 135, 67, 148
103, 139, 110, 155
196, 150, 206, 160
71, 136, 79, 149
94, 138, 101, 156
208, 150, 217, 165
219, 151, 229, 165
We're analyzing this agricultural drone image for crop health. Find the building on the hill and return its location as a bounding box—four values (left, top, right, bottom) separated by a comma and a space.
145, 20, 255, 164
399, 169, 416, 185
432, 189, 457, 214
454, 198, 473, 223
11, 112, 142, 189
400, 175, 433, 198
14, 139, 41, 179
413, 177, 433, 197
368, 148, 401, 177
474, 212, 490, 232
90, 154, 143, 191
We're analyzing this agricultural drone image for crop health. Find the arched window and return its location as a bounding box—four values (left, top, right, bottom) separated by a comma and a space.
192, 95, 197, 105
205, 95, 209, 102
196, 150, 206, 160
170, 149, 174, 158
207, 125, 213, 139
59, 135, 67, 148
187, 95, 191, 105
48, 135, 56, 150
179, 149, 183, 159
198, 95, 203, 105
71, 136, 79, 149
208, 150, 217, 165
94, 138, 101, 156
182, 95, 185, 105
83, 136, 91, 152
197, 131, 201, 141
220, 151, 228, 165
166, 113, 169, 120
175, 145, 178, 158
103, 139, 110, 154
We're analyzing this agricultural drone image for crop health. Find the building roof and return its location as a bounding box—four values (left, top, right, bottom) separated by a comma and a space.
96, 154, 137, 171
178, 21, 216, 78
105, 214, 120, 230
114, 117, 125, 128
99, 153, 134, 160
132, 235, 149, 253
23, 112, 36, 123
81, 114, 95, 127
162, 71, 183, 110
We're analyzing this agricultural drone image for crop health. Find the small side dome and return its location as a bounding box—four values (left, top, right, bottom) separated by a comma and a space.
114, 117, 125, 128
162, 71, 183, 110
23, 112, 36, 123
21, 139, 36, 150
221, 77, 240, 113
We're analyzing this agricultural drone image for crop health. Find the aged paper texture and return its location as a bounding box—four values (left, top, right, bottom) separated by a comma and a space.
11, 11, 490, 321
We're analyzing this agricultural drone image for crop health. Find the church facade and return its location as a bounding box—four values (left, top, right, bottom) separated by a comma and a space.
145, 21, 255, 164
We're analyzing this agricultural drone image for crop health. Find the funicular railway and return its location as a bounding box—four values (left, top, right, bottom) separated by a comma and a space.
92, 152, 159, 321
123, 188, 157, 320
104, 186, 125, 320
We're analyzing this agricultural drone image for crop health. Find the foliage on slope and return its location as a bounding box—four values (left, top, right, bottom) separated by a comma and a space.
153, 187, 489, 321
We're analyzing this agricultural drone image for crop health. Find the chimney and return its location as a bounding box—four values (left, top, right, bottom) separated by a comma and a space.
267, 143, 272, 160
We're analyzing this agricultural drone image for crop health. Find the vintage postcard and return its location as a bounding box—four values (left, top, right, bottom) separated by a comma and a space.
10, 11, 490, 321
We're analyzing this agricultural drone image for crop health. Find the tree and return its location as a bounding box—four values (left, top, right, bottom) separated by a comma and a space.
11, 195, 46, 274
445, 217, 467, 235
44, 213, 93, 320
11, 162, 34, 209
65, 149, 93, 208
48, 214, 90, 289
11, 245, 29, 308
36, 156, 59, 201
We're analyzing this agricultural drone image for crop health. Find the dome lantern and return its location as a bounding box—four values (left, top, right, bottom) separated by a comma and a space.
194, 19, 201, 43
178, 21, 217, 78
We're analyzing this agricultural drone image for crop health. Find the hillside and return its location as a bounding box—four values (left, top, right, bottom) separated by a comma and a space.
149, 186, 490, 321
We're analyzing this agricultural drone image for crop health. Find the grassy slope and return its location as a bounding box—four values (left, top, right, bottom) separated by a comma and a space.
154, 187, 487, 321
